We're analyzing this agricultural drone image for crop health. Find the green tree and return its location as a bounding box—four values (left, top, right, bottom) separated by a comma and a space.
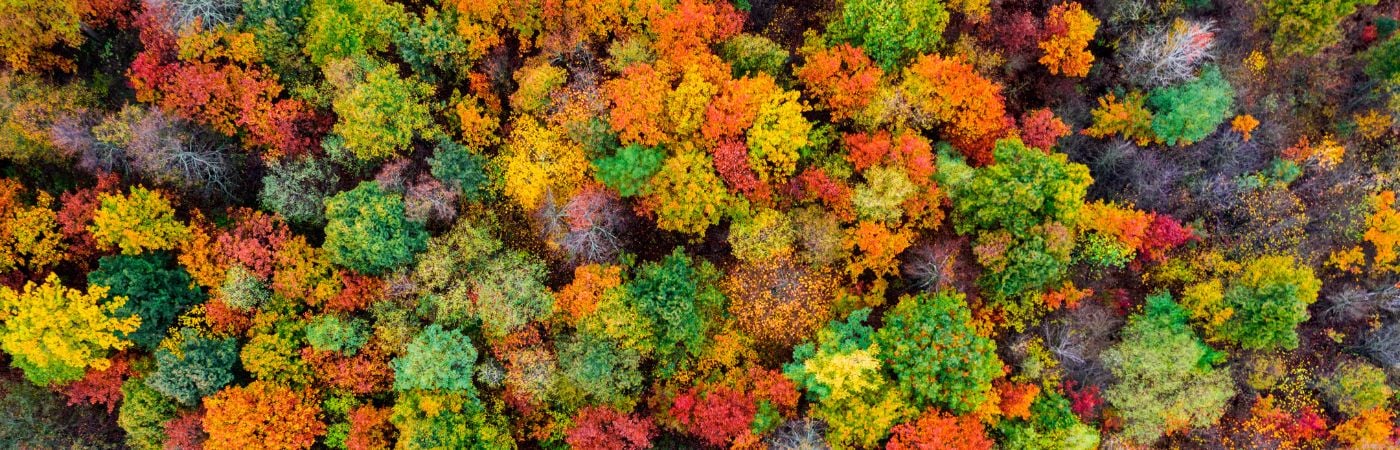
87, 252, 205, 351
827, 0, 950, 69
592, 143, 665, 197
392, 324, 478, 393
145, 328, 238, 405
428, 138, 493, 202
471, 250, 554, 340
1147, 66, 1235, 146
1102, 293, 1234, 444
323, 181, 429, 275
1321, 360, 1394, 417
331, 63, 436, 161
117, 379, 177, 450
1264, 0, 1378, 57
304, 0, 402, 65
260, 156, 341, 227
1221, 254, 1321, 351
305, 315, 370, 356
626, 248, 726, 375
391, 391, 514, 449
556, 329, 645, 409
994, 391, 1100, 450
874, 290, 1001, 414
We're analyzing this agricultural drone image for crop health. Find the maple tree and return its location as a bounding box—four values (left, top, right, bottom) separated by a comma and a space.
565, 406, 656, 450
886, 409, 994, 450
899, 54, 1012, 165
796, 42, 883, 122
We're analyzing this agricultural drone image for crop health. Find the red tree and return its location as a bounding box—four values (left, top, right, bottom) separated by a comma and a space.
886, 409, 993, 450
565, 406, 657, 450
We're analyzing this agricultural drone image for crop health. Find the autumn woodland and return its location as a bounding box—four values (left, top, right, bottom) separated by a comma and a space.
2, 0, 1400, 448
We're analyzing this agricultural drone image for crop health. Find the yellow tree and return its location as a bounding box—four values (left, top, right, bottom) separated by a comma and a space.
1039, 2, 1099, 77
501, 116, 589, 210
0, 274, 140, 385
89, 187, 191, 255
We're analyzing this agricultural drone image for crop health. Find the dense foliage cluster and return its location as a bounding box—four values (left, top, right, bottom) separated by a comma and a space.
3, 0, 1400, 448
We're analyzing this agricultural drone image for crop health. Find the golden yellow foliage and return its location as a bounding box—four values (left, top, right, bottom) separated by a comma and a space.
746, 89, 810, 182
502, 116, 589, 209
1354, 109, 1393, 140
0, 189, 64, 273
89, 186, 190, 255
0, 274, 139, 385
1038, 2, 1099, 77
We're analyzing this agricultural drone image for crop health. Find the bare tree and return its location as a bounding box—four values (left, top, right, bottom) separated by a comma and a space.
1362, 322, 1400, 369
144, 0, 240, 31
559, 185, 629, 264
767, 419, 830, 450
1122, 19, 1216, 88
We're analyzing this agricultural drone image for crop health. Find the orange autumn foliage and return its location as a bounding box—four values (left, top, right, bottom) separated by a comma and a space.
886, 409, 994, 450
995, 381, 1041, 420
1332, 407, 1395, 448
703, 74, 779, 141
796, 43, 882, 121
202, 382, 325, 450
902, 54, 1012, 165
604, 63, 673, 146
555, 264, 623, 325
845, 221, 913, 281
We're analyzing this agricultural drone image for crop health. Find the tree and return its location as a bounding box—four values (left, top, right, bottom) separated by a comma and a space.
1019, 108, 1070, 151
720, 34, 789, 79
886, 409, 993, 450
428, 138, 492, 202
593, 143, 665, 197
556, 329, 644, 408
627, 248, 726, 374
1264, 0, 1378, 57
501, 115, 588, 209
728, 208, 796, 263
723, 256, 839, 349
746, 89, 810, 182
1220, 254, 1320, 351
323, 181, 428, 275
645, 151, 737, 236
145, 328, 238, 405
899, 55, 1012, 165
0, 0, 84, 72
118, 379, 177, 450
795, 42, 882, 122
604, 63, 672, 146
0, 274, 140, 386
1123, 19, 1216, 88
87, 252, 205, 350
304, 0, 400, 64
1038, 2, 1099, 77
1102, 293, 1234, 444
874, 291, 1001, 414
389, 391, 513, 449
0, 184, 65, 274
1147, 65, 1234, 146
565, 406, 656, 450
89, 186, 190, 255
392, 324, 478, 393
784, 309, 910, 447
470, 250, 554, 340
994, 390, 1100, 450
331, 63, 435, 161
260, 156, 341, 227
202, 382, 325, 450
1321, 360, 1393, 417
827, 0, 950, 69
304, 315, 369, 356
1082, 92, 1156, 146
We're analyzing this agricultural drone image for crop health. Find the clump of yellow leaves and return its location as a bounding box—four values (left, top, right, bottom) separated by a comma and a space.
0, 274, 139, 385
89, 186, 191, 255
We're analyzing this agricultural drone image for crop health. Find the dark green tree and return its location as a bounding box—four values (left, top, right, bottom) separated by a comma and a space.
323, 181, 429, 275
87, 252, 205, 350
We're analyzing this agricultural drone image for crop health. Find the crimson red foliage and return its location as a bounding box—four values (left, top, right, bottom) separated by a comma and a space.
164, 409, 208, 450
1063, 380, 1103, 422
1137, 214, 1195, 263
1019, 108, 1070, 151
62, 354, 132, 412
713, 139, 772, 204
56, 173, 120, 266
671, 385, 756, 447
987, 10, 1041, 52
326, 271, 384, 313
217, 208, 292, 279
793, 168, 855, 221
565, 406, 657, 450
